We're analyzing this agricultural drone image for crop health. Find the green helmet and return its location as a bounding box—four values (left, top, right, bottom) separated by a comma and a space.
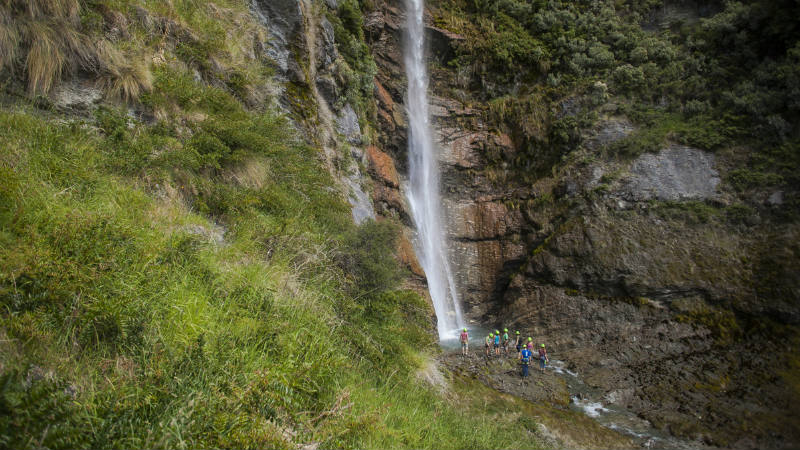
515, 331, 520, 334
541, 343, 545, 347
504, 328, 508, 332
489, 333, 493, 337
495, 330, 499, 334
463, 327, 467, 332
528, 337, 532, 342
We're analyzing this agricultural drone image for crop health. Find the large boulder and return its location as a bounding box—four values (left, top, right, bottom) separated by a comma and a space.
620, 145, 721, 202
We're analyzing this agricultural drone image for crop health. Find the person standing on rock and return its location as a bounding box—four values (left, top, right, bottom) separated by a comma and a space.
493, 330, 501, 356
526, 337, 534, 353
514, 331, 522, 354
519, 345, 532, 378
485, 333, 492, 357
538, 343, 549, 373
460, 327, 469, 356
502, 328, 509, 355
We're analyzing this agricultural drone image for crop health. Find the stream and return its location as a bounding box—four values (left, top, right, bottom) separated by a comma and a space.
546, 358, 713, 449
440, 335, 713, 449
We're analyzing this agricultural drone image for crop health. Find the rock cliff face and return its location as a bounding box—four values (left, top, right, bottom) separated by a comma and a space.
359, 0, 799, 447
363, 0, 531, 320
252, 0, 799, 446
251, 0, 376, 225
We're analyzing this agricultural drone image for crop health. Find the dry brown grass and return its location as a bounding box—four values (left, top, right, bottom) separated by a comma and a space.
98, 59, 153, 103
0, 0, 97, 94
2, 0, 80, 21
23, 21, 66, 94
94, 39, 152, 103
19, 20, 97, 94
488, 94, 550, 141
1, 0, 153, 99
0, 9, 19, 71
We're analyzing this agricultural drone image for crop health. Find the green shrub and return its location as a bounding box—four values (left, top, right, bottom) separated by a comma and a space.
0, 369, 89, 449
725, 203, 758, 225
337, 220, 403, 299
727, 169, 784, 192
650, 200, 720, 225
607, 127, 663, 158
611, 64, 645, 94
330, 0, 377, 116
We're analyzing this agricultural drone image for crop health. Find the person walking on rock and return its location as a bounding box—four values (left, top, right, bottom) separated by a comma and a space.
460, 327, 469, 356
493, 330, 501, 356
519, 345, 532, 378
485, 333, 492, 357
526, 337, 534, 353
514, 331, 522, 354
538, 343, 549, 373
502, 328, 509, 355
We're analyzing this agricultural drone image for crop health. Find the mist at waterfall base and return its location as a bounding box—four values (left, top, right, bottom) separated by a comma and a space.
403, 0, 465, 341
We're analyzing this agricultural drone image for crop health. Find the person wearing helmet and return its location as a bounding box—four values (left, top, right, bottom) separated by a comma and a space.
514, 331, 522, 354
519, 344, 532, 378
485, 333, 492, 357
526, 337, 534, 353
460, 327, 469, 356
538, 343, 549, 372
493, 330, 501, 355
502, 328, 509, 355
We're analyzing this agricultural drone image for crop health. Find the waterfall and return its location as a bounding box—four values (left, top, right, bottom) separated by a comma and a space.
403, 0, 465, 340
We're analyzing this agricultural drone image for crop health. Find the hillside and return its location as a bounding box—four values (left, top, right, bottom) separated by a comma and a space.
0, 0, 563, 448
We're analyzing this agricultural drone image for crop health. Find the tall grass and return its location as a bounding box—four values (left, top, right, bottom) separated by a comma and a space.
0, 0, 97, 94
0, 60, 545, 448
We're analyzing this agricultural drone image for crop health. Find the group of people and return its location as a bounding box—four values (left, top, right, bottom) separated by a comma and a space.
458, 327, 549, 378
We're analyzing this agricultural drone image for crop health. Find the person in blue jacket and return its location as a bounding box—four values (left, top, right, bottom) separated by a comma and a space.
519, 346, 532, 377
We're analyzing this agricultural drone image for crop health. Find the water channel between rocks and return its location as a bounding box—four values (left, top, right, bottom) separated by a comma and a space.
550, 359, 715, 450
442, 347, 715, 450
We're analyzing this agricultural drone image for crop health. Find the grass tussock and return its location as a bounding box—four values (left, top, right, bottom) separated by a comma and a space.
0, 0, 92, 94
3, 0, 80, 21
0, 10, 19, 71
0, 0, 152, 101
97, 57, 153, 103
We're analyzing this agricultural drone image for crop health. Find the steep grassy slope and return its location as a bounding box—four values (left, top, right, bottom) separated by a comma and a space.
0, 1, 555, 448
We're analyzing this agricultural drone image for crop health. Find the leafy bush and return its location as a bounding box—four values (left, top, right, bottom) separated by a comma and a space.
337, 220, 403, 299
330, 0, 378, 115
0, 369, 89, 449
725, 203, 758, 226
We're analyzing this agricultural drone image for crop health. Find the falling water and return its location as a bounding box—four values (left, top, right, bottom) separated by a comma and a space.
403, 0, 465, 340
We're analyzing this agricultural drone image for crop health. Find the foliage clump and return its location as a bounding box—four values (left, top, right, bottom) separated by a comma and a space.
433, 0, 800, 200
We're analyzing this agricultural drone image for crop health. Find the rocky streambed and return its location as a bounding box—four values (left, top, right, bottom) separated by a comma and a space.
441, 350, 720, 449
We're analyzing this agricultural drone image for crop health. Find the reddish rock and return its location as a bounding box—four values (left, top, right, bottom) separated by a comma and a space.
446, 199, 523, 240
492, 132, 514, 150
398, 233, 425, 277
366, 145, 400, 188
473, 201, 520, 239
374, 79, 394, 111
377, 107, 396, 132
374, 80, 397, 132
372, 183, 406, 216
428, 26, 465, 43
446, 132, 483, 169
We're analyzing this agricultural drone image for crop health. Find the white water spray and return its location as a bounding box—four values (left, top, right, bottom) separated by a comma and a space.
403, 0, 465, 340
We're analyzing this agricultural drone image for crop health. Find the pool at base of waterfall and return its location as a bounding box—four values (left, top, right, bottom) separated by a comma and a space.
438, 324, 491, 351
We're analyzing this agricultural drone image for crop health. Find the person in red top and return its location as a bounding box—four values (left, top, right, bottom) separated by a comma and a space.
538, 343, 549, 373
459, 327, 469, 356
